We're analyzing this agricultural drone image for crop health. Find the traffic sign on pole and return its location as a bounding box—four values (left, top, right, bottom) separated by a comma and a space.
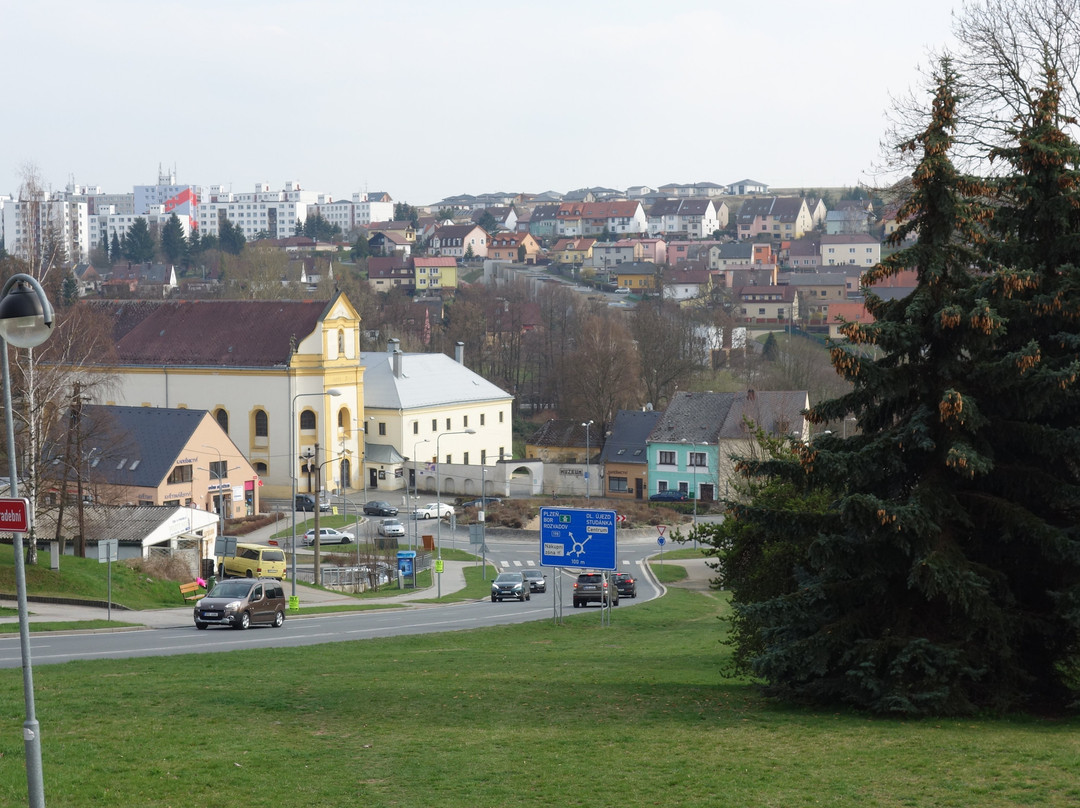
539, 507, 617, 570
0, 497, 30, 533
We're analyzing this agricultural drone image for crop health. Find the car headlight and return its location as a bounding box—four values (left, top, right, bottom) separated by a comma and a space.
223, 600, 243, 612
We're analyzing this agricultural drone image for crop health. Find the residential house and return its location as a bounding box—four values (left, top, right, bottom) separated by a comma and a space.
368, 256, 413, 292
431, 224, 488, 259
726, 179, 769, 195
55, 295, 366, 499
103, 263, 179, 298
819, 233, 880, 267
72, 261, 102, 297
526, 203, 561, 243
646, 198, 722, 237
805, 197, 828, 228
736, 196, 813, 241
487, 232, 541, 264
630, 237, 668, 264
599, 409, 663, 500
734, 284, 799, 325
589, 239, 643, 269
550, 237, 596, 267
657, 181, 728, 198
611, 262, 660, 291
368, 230, 413, 258
367, 220, 416, 243
581, 200, 648, 236
413, 256, 459, 292
667, 240, 717, 267
661, 265, 719, 302
827, 301, 874, 341
647, 389, 809, 499
364, 340, 513, 493
825, 200, 874, 235
470, 205, 518, 232
786, 236, 822, 269
286, 257, 334, 291
781, 272, 849, 324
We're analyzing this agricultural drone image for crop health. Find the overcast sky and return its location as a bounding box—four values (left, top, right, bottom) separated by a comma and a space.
1, 1, 959, 206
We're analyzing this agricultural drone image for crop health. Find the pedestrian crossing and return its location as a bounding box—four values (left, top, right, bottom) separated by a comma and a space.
494, 558, 640, 570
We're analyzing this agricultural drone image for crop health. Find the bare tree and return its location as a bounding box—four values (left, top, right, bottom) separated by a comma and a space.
561, 310, 642, 434
630, 299, 707, 409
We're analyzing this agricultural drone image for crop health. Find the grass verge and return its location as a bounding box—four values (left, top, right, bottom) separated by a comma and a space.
3, 589, 1078, 807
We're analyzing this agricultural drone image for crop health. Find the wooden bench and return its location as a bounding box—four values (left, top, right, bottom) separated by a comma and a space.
179, 581, 205, 602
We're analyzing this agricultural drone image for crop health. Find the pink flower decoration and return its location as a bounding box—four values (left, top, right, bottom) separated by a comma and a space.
196, 577, 207, 587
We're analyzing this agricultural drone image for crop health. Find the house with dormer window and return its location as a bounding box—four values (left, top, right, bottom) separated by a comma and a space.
431, 224, 488, 258
736, 197, 813, 241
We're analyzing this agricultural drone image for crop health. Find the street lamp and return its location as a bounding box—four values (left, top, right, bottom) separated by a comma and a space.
201, 444, 239, 565
1, 273, 55, 808
290, 388, 342, 606
581, 420, 593, 499
680, 439, 708, 550
411, 438, 430, 550
436, 428, 475, 598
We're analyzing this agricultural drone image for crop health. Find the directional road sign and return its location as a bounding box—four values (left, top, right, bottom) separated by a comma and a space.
539, 507, 617, 570
0, 497, 30, 533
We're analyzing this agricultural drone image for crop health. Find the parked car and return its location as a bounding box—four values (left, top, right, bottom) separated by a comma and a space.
461, 497, 502, 510
650, 490, 688, 502
363, 500, 398, 516
302, 527, 354, 546
573, 571, 619, 608
221, 543, 287, 580
613, 572, 637, 598
414, 502, 455, 519
377, 519, 405, 537
194, 578, 286, 630
613, 287, 630, 294
522, 569, 547, 593
295, 493, 331, 512
491, 571, 530, 602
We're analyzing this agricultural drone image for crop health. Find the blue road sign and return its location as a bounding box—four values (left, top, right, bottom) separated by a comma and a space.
539, 507, 617, 570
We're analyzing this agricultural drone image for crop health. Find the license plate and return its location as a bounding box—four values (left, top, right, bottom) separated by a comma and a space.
203, 612, 219, 618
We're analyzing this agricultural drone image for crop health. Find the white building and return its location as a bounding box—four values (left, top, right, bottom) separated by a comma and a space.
196, 181, 323, 242
134, 167, 201, 218
89, 206, 193, 253
362, 340, 514, 493
3, 192, 90, 263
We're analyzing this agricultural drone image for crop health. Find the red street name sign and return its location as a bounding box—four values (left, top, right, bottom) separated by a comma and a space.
0, 498, 31, 533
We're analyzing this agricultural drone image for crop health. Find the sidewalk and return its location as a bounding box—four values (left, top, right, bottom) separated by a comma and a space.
0, 559, 471, 631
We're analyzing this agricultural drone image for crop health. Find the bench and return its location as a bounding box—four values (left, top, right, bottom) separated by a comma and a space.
179, 581, 205, 602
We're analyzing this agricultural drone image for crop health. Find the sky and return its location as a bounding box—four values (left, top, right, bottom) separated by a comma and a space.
1, 0, 960, 206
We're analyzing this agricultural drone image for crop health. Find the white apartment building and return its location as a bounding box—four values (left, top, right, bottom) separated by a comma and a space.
134, 168, 201, 218
3, 192, 90, 264
89, 206, 193, 252
196, 181, 322, 242
312, 193, 394, 237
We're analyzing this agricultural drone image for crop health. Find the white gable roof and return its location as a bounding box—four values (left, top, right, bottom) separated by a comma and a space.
361, 351, 513, 409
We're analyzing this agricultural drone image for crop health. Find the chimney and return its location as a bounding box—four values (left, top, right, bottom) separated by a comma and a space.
455, 341, 465, 365
392, 348, 403, 378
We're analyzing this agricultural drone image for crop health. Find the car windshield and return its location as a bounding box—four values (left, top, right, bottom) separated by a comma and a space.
495, 573, 521, 583
207, 581, 253, 598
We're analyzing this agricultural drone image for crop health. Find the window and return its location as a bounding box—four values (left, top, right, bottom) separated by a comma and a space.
678, 482, 689, 494
446, 418, 451, 430
608, 476, 628, 493
463, 415, 468, 428
209, 460, 227, 478
689, 452, 707, 467
445, 454, 452, 464
299, 410, 315, 430
214, 408, 228, 434
499, 411, 504, 423
254, 410, 268, 437
432, 419, 437, 431
463, 452, 469, 465
167, 464, 192, 484
480, 449, 487, 464
659, 450, 675, 466
337, 329, 345, 353
378, 422, 386, 436
413, 421, 419, 434
480, 413, 485, 426
657, 481, 669, 492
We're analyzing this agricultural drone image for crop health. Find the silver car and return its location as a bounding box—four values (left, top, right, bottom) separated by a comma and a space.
378, 519, 405, 537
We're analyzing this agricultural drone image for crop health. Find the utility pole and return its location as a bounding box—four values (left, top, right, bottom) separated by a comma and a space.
311, 443, 322, 584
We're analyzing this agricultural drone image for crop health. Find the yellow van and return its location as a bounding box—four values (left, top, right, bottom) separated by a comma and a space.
221, 543, 287, 581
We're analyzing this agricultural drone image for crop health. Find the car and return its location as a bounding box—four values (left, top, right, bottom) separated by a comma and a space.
612, 572, 637, 598
491, 571, 530, 602
295, 493, 331, 512
649, 490, 689, 502
461, 497, 502, 510
194, 578, 287, 630
301, 527, 354, 546
363, 500, 398, 516
613, 287, 630, 294
221, 543, 288, 580
414, 502, 455, 519
521, 569, 546, 593
377, 518, 405, 537
572, 571, 619, 608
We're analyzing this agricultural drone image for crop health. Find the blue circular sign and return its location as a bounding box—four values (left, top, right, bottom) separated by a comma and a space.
657, 536, 666, 546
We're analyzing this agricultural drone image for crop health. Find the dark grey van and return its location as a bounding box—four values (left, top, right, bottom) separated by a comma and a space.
194, 578, 287, 630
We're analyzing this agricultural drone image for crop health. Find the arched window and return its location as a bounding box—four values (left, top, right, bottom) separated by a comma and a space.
337, 328, 345, 354
215, 408, 229, 434
338, 407, 351, 434
254, 409, 268, 437
254, 461, 268, 475
300, 410, 316, 430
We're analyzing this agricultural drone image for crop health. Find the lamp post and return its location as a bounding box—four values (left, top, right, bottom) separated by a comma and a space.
436, 428, 475, 598
581, 420, 593, 499
1, 273, 55, 808
290, 388, 341, 606
411, 438, 429, 550
201, 444, 239, 574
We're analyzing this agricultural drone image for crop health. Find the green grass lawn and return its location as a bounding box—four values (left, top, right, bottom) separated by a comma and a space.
2, 586, 1077, 807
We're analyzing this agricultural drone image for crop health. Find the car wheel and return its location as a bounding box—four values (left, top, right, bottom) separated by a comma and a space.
235, 611, 251, 630
195, 621, 208, 630
245, 570, 253, 578
273, 610, 285, 628
491, 596, 497, 602
573, 600, 581, 608
342, 537, 352, 544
